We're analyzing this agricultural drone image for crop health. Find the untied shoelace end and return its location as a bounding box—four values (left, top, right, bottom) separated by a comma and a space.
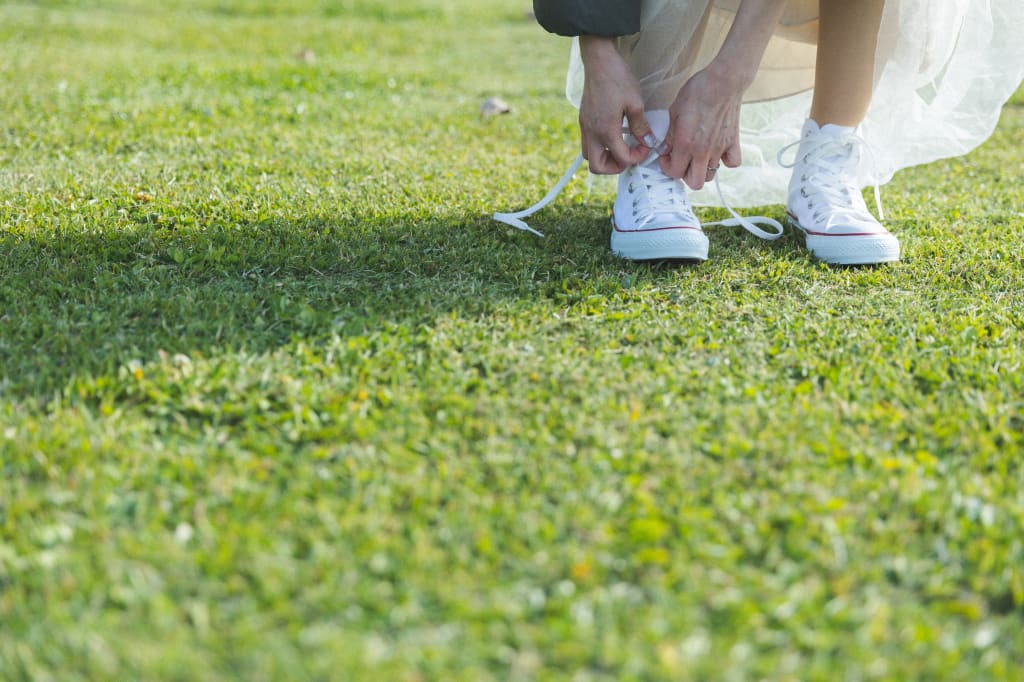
492, 154, 584, 238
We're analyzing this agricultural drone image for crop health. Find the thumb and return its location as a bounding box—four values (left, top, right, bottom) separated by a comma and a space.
625, 105, 658, 163
658, 115, 685, 179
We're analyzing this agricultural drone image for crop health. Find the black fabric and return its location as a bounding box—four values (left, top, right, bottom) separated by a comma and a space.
533, 0, 642, 37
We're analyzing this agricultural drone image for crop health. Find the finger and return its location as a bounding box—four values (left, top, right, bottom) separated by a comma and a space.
658, 116, 676, 176
660, 116, 696, 180
599, 132, 636, 170
722, 139, 742, 168
624, 104, 657, 164
685, 164, 702, 191
599, 149, 629, 175
586, 140, 625, 175
686, 153, 713, 191
659, 151, 689, 181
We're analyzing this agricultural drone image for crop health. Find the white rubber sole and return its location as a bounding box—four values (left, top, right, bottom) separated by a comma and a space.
789, 217, 900, 265
610, 220, 709, 262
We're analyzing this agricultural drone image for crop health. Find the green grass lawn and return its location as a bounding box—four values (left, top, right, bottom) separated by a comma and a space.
2, 1, 1023, 679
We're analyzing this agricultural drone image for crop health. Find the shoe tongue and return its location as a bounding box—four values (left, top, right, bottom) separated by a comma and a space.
643, 110, 671, 142
820, 123, 856, 138
803, 120, 858, 168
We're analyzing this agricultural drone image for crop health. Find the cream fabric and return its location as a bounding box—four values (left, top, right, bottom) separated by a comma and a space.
564, 0, 1024, 207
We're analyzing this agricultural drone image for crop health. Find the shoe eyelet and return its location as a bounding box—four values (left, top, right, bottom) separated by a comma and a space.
628, 183, 635, 193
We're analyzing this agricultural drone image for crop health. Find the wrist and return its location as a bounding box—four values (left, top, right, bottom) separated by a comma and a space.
579, 34, 619, 62
705, 55, 757, 92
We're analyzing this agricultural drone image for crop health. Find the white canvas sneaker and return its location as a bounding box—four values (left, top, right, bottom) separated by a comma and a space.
611, 153, 708, 262
782, 119, 900, 265
611, 110, 707, 262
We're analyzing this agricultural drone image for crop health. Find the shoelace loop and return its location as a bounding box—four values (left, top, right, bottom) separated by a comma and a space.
492, 155, 583, 237
705, 172, 784, 241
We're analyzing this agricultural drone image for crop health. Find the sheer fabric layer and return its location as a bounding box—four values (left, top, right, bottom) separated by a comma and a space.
565, 0, 1024, 207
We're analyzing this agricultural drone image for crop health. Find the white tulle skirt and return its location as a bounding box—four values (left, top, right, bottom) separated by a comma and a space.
564, 0, 1024, 207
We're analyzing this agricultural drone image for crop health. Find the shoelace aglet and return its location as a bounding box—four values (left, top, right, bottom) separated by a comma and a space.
491, 211, 545, 237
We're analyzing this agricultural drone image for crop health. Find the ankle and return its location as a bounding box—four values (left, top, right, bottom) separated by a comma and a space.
805, 116, 858, 135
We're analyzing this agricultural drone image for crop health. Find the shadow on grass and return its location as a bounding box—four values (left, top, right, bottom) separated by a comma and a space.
0, 205, 797, 404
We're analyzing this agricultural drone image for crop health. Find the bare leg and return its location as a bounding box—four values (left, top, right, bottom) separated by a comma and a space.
789, 0, 900, 266
811, 0, 885, 127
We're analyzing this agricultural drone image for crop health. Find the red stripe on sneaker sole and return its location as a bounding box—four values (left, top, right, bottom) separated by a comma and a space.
786, 212, 886, 237
612, 218, 702, 234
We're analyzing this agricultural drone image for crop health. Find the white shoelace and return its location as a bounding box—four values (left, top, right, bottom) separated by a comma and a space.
494, 141, 783, 241
777, 133, 885, 222
629, 158, 694, 228
492, 154, 582, 237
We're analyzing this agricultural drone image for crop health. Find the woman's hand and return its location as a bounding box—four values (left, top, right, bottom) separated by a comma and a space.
579, 36, 656, 175
659, 0, 789, 189
660, 64, 745, 190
